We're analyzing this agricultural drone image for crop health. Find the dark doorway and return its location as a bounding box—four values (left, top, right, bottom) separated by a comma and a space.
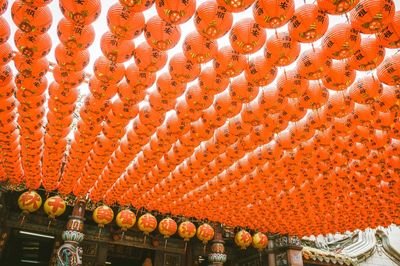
1, 229, 55, 266
106, 245, 155, 266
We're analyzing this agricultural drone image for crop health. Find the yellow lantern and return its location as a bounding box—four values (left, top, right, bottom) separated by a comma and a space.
235, 230, 252, 249
197, 223, 214, 244
158, 217, 177, 238
252, 232, 268, 251
43, 196, 66, 219
178, 220, 197, 251
18, 191, 42, 213
93, 205, 114, 227
93, 205, 114, 237
116, 209, 136, 231
138, 213, 157, 235
178, 221, 197, 241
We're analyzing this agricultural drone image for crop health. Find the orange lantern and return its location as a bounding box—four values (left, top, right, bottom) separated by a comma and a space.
378, 11, 400, 48
297, 48, 331, 80
288, 4, 329, 43
107, 3, 145, 40
59, 0, 101, 25
253, 0, 295, 29
216, 0, 255, 12
317, 0, 359, 14
116, 209, 136, 231
18, 191, 42, 213
144, 16, 181, 51
183, 32, 218, 64
252, 232, 268, 251
350, 0, 395, 34
321, 23, 360, 60
178, 221, 197, 241
159, 217, 177, 238
194, 1, 233, 40
377, 54, 400, 86
348, 37, 385, 71
229, 18, 266, 54
43, 195, 66, 219
265, 32, 300, 67
235, 230, 253, 249
119, 0, 154, 12
197, 223, 215, 244
138, 213, 158, 235
155, 0, 196, 25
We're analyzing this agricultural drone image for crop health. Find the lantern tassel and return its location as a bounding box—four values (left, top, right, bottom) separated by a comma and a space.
47, 219, 53, 230
184, 242, 188, 253
121, 231, 125, 240
164, 238, 168, 250
203, 244, 206, 255
143, 234, 147, 245
20, 213, 26, 225
97, 227, 102, 239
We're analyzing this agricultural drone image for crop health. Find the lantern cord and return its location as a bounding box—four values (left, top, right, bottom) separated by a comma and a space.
20, 213, 26, 225
97, 227, 102, 239
47, 219, 52, 230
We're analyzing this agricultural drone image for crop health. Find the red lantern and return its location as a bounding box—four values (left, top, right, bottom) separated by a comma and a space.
197, 223, 215, 244
93, 205, 114, 231
159, 217, 177, 238
116, 209, 136, 231
178, 221, 196, 241
138, 213, 158, 235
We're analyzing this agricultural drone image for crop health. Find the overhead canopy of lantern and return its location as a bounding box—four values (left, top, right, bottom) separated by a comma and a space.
0, 0, 399, 237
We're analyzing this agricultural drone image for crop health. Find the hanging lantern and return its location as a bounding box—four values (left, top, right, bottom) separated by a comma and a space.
197, 223, 215, 244
158, 217, 177, 248
235, 230, 253, 249
18, 191, 42, 224
253, 0, 295, 29
178, 220, 197, 241
18, 191, 42, 213
43, 195, 66, 219
178, 220, 196, 251
138, 213, 158, 236
159, 217, 177, 238
116, 209, 136, 232
93, 205, 114, 237
252, 232, 268, 251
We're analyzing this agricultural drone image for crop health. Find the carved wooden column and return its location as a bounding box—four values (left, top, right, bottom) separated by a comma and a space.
274, 235, 303, 266
208, 224, 227, 266
56, 199, 86, 266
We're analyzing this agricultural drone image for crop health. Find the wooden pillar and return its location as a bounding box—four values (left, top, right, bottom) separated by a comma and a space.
207, 224, 227, 266
267, 234, 277, 266
56, 199, 86, 266
274, 235, 303, 266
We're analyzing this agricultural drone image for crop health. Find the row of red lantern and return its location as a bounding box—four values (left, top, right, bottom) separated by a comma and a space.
42, 0, 101, 192
57, 0, 116, 195
11, 0, 55, 190
92, 205, 269, 251
129, 78, 398, 210
18, 191, 66, 219
0, 1, 23, 185
74, 0, 396, 206
92, 206, 215, 243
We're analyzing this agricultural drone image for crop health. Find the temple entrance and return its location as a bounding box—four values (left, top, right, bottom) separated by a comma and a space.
1, 229, 55, 266
105, 245, 155, 266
